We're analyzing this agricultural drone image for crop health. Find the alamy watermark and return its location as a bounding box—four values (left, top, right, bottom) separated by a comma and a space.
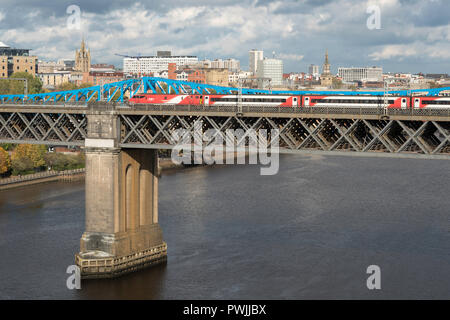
366, 4, 381, 30
66, 265, 81, 290
366, 265, 381, 290
66, 5, 81, 30
171, 120, 280, 176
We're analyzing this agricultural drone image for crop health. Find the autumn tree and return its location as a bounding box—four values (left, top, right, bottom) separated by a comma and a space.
11, 144, 47, 174
0, 146, 11, 175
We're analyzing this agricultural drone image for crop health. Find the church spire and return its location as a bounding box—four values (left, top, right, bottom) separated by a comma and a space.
322, 49, 331, 75
75, 36, 91, 73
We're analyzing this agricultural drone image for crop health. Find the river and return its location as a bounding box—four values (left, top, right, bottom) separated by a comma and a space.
0, 154, 449, 299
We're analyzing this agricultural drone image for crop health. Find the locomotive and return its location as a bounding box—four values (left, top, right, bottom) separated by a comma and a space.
128, 93, 450, 109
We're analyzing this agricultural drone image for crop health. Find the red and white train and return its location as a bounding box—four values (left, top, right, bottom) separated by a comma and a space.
128, 94, 450, 109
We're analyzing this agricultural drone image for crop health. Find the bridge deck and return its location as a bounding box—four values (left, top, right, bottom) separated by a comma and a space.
0, 103, 449, 159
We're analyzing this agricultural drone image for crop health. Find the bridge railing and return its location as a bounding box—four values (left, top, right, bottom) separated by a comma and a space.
0, 100, 90, 107
126, 104, 450, 117
1, 100, 450, 117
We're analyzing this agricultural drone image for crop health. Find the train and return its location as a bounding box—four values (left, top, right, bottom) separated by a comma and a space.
128, 93, 450, 109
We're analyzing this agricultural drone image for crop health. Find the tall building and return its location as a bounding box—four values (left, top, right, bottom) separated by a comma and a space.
309, 64, 319, 77
320, 49, 333, 87
0, 41, 38, 77
249, 49, 263, 75
123, 51, 198, 76
75, 38, 91, 73
338, 67, 383, 83
256, 58, 283, 88
201, 58, 240, 72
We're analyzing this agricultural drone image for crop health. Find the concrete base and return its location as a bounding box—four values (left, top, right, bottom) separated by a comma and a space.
75, 242, 167, 279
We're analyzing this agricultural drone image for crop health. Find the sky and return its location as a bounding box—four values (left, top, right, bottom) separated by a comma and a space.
0, 0, 449, 74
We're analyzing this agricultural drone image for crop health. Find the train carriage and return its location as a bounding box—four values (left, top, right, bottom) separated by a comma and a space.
128, 93, 450, 109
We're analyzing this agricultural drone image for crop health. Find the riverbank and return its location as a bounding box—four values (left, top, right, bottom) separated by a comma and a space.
0, 153, 245, 190
0, 168, 85, 191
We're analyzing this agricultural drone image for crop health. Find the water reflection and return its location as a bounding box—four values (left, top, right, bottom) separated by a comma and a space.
0, 155, 449, 299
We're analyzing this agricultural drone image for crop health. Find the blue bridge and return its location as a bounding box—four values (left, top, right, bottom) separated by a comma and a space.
1, 77, 449, 103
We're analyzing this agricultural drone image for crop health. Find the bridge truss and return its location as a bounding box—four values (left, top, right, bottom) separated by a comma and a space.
0, 104, 449, 159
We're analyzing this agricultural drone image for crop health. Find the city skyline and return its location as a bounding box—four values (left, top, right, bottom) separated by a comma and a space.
0, 0, 449, 74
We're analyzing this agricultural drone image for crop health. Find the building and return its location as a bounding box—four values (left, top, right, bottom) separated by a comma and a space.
201, 58, 240, 72
256, 58, 283, 88
75, 38, 91, 73
308, 64, 320, 77
90, 64, 115, 73
123, 51, 198, 76
58, 59, 75, 69
38, 60, 65, 73
249, 49, 263, 75
83, 71, 124, 86
38, 71, 71, 89
203, 68, 229, 86
168, 63, 177, 80
187, 70, 205, 84
228, 71, 253, 85
0, 41, 38, 77
338, 67, 383, 83
320, 50, 333, 87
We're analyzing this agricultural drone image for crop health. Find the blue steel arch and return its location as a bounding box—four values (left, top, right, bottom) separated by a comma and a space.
0, 76, 449, 103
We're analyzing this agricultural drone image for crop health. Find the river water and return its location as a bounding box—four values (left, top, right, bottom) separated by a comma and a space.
0, 154, 449, 299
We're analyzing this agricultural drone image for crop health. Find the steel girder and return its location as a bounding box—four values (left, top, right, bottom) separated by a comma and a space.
0, 111, 86, 146
0, 106, 449, 158
1, 77, 450, 104
118, 114, 450, 157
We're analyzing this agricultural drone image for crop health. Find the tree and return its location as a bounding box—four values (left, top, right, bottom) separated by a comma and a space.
11, 144, 46, 172
0, 72, 43, 95
0, 147, 11, 175
55, 82, 94, 92
10, 72, 43, 94
44, 152, 85, 171
332, 78, 343, 89
0, 143, 16, 151
429, 81, 445, 89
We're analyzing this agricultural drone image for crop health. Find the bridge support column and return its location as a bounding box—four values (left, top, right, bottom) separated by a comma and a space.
75, 105, 166, 278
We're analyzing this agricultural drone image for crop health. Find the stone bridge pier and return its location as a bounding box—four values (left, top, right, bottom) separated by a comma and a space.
75, 104, 167, 278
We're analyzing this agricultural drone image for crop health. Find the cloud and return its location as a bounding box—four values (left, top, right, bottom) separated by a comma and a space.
369, 41, 450, 61
369, 44, 418, 61
0, 0, 449, 73
278, 53, 304, 61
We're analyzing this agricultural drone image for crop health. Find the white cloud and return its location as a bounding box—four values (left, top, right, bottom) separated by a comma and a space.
278, 53, 304, 61
369, 42, 450, 61
369, 44, 418, 61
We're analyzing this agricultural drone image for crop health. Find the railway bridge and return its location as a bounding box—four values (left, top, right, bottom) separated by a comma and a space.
0, 77, 449, 278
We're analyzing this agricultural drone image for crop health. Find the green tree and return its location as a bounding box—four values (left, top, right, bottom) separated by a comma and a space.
11, 144, 46, 173
44, 152, 85, 171
55, 82, 93, 92
332, 78, 343, 89
10, 72, 43, 94
0, 72, 43, 95
0, 143, 16, 151
0, 146, 11, 175
11, 157, 34, 175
